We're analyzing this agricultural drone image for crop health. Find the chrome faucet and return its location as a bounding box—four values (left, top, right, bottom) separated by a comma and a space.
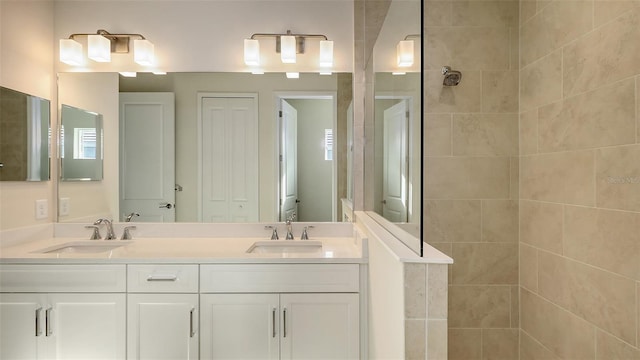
125, 212, 140, 222
94, 218, 117, 240
265, 225, 279, 240
285, 212, 296, 240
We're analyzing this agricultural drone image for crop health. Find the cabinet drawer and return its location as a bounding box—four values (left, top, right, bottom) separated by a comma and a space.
127, 265, 198, 293
200, 264, 359, 293
0, 264, 126, 292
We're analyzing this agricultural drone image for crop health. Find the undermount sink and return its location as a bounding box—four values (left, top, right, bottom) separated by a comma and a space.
33, 241, 134, 254
246, 240, 323, 254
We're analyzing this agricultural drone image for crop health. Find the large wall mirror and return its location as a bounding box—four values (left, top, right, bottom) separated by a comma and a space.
0, 86, 50, 182
366, 0, 423, 255
57, 72, 353, 223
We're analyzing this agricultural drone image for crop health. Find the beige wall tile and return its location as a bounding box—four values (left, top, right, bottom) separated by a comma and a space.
405, 319, 426, 360
596, 330, 640, 359
425, 1, 452, 26
449, 285, 511, 327
563, 8, 640, 97
427, 320, 448, 360
429, 243, 454, 284
482, 329, 519, 360
520, 200, 563, 253
449, 329, 481, 360
637, 282, 639, 348
538, 79, 636, 152
520, 0, 537, 23
520, 50, 562, 112
428, 264, 448, 320
510, 157, 519, 200
425, 200, 481, 242
452, 114, 518, 156
594, 0, 640, 27
520, 330, 560, 360
405, 263, 427, 319
452, 243, 519, 284
482, 71, 519, 113
425, 28, 510, 70
637, 77, 639, 143
538, 253, 637, 344
425, 114, 452, 156
520, 109, 538, 155
521, 288, 596, 359
520, 150, 595, 206
520, 243, 538, 291
482, 200, 518, 242
510, 27, 519, 71
511, 285, 519, 328
425, 70, 481, 113
425, 157, 511, 199
519, 0, 593, 67
452, 1, 519, 27
596, 145, 640, 211
564, 206, 640, 280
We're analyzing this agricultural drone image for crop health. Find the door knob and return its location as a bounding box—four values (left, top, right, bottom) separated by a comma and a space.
159, 203, 173, 209
295, 199, 301, 203
382, 200, 387, 204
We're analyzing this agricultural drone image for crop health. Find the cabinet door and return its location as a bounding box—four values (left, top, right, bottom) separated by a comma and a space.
200, 293, 279, 359
0, 294, 46, 359
280, 293, 359, 360
47, 293, 126, 360
127, 294, 198, 360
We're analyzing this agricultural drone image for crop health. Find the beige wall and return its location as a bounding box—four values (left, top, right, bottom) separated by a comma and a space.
422, 0, 520, 358
0, 0, 55, 231
519, 0, 640, 358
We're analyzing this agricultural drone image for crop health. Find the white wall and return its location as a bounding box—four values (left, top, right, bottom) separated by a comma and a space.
0, 0, 55, 231
53, 1, 353, 73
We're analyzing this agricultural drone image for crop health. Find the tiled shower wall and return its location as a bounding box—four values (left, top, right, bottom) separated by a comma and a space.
422, 0, 520, 358
518, 0, 640, 358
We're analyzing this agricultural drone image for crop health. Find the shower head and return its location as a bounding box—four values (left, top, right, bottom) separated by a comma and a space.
441, 66, 462, 86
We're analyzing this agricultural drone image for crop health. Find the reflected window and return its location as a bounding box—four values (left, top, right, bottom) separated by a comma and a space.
73, 128, 97, 159
324, 128, 333, 161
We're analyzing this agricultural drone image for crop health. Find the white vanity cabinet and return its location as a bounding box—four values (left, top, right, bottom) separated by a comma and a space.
126, 265, 199, 360
199, 264, 360, 360
0, 265, 127, 360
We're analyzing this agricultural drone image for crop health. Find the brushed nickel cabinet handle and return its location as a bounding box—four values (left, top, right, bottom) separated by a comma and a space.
189, 308, 196, 338
45, 307, 53, 336
272, 308, 276, 338
35, 307, 42, 336
283, 307, 287, 338
146, 275, 178, 282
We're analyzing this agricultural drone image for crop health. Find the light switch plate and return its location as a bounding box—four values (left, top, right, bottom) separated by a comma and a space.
59, 198, 70, 216
35, 199, 48, 220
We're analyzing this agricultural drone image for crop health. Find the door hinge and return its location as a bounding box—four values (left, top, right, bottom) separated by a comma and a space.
406, 111, 410, 119
279, 110, 283, 118
279, 154, 283, 161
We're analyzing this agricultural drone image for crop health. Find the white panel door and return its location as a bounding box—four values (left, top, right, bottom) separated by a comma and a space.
382, 100, 409, 223
48, 293, 126, 360
201, 96, 258, 222
280, 100, 298, 221
0, 294, 46, 359
200, 294, 279, 360
127, 294, 198, 360
119, 92, 175, 222
280, 293, 359, 360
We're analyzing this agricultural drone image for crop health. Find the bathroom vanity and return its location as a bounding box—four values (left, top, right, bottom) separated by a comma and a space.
0, 223, 365, 360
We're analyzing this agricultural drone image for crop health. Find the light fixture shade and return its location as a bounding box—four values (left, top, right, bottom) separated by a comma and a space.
281, 35, 296, 64
134, 39, 155, 66
397, 40, 414, 67
119, 71, 137, 77
244, 39, 260, 66
286, 72, 299, 79
319, 40, 334, 67
88, 35, 111, 62
59, 39, 83, 65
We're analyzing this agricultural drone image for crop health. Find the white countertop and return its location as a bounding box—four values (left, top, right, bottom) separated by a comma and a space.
0, 236, 364, 264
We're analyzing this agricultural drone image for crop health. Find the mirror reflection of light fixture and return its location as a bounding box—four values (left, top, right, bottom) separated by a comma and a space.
243, 30, 333, 72
59, 29, 155, 66
119, 72, 137, 77
396, 34, 421, 68
286, 72, 300, 79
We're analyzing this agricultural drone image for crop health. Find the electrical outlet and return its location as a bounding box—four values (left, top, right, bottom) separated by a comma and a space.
35, 199, 48, 220
59, 198, 70, 217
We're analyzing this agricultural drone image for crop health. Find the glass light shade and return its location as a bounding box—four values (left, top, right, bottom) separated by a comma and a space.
119, 72, 137, 77
319, 40, 334, 67
134, 39, 155, 66
87, 35, 111, 62
59, 39, 83, 65
397, 40, 414, 67
280, 35, 296, 64
244, 39, 260, 66
286, 72, 299, 79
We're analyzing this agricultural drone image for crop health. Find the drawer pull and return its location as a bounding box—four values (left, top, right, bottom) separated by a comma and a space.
272, 308, 276, 338
146, 275, 178, 282
35, 307, 43, 336
283, 307, 287, 338
189, 308, 196, 338
45, 307, 53, 336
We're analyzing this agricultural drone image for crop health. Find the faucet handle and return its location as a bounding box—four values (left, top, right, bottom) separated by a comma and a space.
300, 226, 315, 240
265, 225, 279, 240
85, 225, 101, 240
121, 226, 137, 240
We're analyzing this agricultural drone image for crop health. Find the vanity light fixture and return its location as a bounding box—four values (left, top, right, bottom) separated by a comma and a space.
286, 72, 300, 79
243, 30, 333, 69
396, 34, 421, 68
59, 29, 155, 66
